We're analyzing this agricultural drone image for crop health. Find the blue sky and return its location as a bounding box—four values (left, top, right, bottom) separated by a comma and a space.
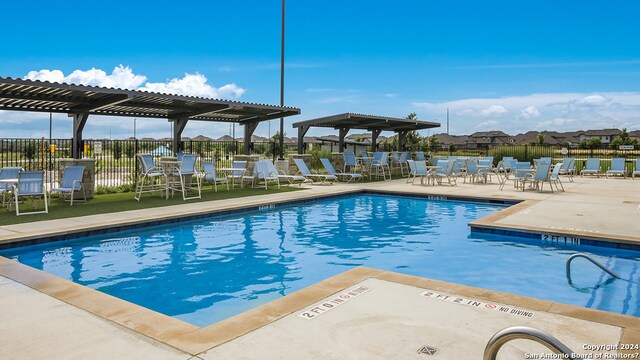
1, 0, 639, 139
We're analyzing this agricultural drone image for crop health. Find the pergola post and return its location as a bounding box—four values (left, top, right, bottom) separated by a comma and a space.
70, 112, 89, 159
171, 118, 188, 153
371, 129, 382, 152
243, 121, 259, 155
297, 125, 310, 154
398, 131, 408, 151
338, 127, 350, 152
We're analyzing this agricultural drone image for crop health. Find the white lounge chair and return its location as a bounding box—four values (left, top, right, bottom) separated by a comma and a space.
293, 158, 336, 184
12, 171, 48, 215
264, 159, 308, 186
605, 158, 626, 178
252, 159, 280, 190
320, 158, 362, 182
134, 153, 166, 201
580, 158, 601, 177
202, 162, 229, 192
50, 166, 86, 206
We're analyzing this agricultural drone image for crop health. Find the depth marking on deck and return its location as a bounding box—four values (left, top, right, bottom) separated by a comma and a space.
420, 291, 535, 319
297, 286, 371, 320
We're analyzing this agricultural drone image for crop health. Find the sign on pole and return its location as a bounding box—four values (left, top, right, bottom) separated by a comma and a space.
619, 145, 634, 150
94, 141, 103, 154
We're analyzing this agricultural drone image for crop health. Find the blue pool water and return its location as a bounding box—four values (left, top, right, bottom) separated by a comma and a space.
2, 194, 639, 326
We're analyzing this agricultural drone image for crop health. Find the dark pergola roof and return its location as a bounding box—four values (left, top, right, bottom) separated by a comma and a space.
0, 77, 299, 122
292, 113, 440, 153
0, 76, 300, 156
292, 112, 439, 132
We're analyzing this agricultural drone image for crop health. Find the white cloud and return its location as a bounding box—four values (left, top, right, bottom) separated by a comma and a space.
412, 92, 640, 134
23, 65, 244, 99
519, 105, 541, 119
384, 93, 399, 98
477, 120, 498, 128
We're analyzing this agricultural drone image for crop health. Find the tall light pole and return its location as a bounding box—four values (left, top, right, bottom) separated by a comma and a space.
278, 0, 286, 160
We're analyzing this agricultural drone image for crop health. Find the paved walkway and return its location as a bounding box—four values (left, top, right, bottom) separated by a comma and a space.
1, 176, 639, 359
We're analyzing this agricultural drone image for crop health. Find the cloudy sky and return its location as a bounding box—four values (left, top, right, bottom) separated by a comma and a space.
1, 0, 639, 139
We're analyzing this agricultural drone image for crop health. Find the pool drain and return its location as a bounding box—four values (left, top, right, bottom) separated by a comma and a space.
417, 345, 438, 355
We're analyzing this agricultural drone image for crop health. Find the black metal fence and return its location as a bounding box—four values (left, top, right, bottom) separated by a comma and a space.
1, 139, 639, 189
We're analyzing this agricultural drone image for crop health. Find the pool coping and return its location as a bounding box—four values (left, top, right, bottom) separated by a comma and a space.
1, 186, 639, 355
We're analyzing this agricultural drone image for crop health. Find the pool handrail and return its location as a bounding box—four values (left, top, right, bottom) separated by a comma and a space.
483, 326, 575, 360
566, 253, 621, 284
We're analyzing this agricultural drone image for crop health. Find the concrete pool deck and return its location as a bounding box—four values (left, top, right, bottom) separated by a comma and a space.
0, 176, 639, 358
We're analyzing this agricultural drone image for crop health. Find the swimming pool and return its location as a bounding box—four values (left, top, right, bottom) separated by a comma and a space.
1, 194, 638, 326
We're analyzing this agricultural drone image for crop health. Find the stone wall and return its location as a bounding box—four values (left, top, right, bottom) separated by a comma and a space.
330, 153, 345, 171
233, 155, 260, 175
288, 154, 312, 174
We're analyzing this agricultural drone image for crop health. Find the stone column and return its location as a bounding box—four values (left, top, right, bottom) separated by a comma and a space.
233, 154, 260, 175
289, 154, 312, 174
331, 152, 344, 170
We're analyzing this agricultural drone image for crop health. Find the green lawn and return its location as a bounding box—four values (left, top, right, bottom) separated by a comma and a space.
0, 186, 304, 226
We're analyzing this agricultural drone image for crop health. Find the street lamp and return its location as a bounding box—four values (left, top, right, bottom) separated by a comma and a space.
279, 0, 286, 160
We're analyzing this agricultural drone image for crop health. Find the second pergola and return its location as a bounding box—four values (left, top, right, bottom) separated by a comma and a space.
292, 113, 440, 154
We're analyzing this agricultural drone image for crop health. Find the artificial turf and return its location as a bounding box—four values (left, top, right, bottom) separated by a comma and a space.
0, 185, 304, 226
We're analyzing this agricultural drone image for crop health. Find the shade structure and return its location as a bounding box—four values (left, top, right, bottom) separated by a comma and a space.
0, 77, 301, 156
292, 113, 440, 153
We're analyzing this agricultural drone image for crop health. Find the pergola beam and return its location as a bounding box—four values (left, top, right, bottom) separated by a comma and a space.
338, 127, 350, 152
297, 125, 310, 154
170, 118, 189, 153
69, 94, 131, 112
371, 129, 382, 152
243, 121, 260, 155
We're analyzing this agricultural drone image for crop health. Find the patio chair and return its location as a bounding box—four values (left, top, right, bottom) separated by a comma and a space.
50, 166, 86, 206
465, 159, 487, 184
293, 158, 337, 184
134, 153, 166, 201
11, 171, 48, 215
513, 162, 533, 190
523, 162, 552, 192
549, 163, 565, 192
169, 153, 201, 200
343, 152, 358, 172
501, 157, 514, 172
398, 152, 411, 177
369, 152, 390, 181
580, 158, 601, 177
252, 159, 280, 190
406, 160, 416, 184
415, 151, 425, 161
264, 159, 308, 186
390, 151, 401, 170
633, 159, 640, 179
413, 160, 429, 185
320, 158, 362, 182
558, 158, 575, 182
228, 161, 247, 188
605, 158, 626, 178
433, 160, 457, 186
202, 162, 228, 192
360, 150, 372, 168
495, 161, 511, 190
0, 167, 23, 205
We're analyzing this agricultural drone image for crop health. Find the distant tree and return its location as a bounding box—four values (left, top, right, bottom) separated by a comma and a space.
427, 136, 441, 152
536, 133, 545, 145
22, 143, 37, 160
112, 142, 122, 160
578, 138, 602, 150
610, 128, 638, 147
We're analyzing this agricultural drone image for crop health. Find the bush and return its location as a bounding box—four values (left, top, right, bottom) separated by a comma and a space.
309, 148, 332, 170
95, 184, 133, 195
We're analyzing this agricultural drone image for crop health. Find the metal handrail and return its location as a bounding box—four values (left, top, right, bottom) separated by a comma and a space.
484, 326, 575, 360
566, 253, 621, 284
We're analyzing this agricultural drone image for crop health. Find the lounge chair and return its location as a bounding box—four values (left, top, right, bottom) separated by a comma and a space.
501, 157, 514, 172
415, 151, 425, 161
558, 158, 575, 182
580, 158, 601, 177
320, 158, 362, 182
202, 162, 229, 192
549, 163, 565, 192
12, 171, 48, 215
398, 152, 411, 176
406, 160, 416, 184
0, 167, 22, 205
634, 159, 640, 179
264, 159, 308, 186
293, 158, 336, 184
169, 154, 201, 200
50, 166, 86, 206
252, 159, 280, 190
369, 152, 390, 180
605, 158, 626, 178
134, 153, 166, 201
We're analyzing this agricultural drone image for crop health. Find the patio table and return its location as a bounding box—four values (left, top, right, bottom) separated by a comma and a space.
159, 159, 180, 199
0, 178, 19, 207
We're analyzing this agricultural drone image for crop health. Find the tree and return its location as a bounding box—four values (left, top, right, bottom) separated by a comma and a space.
112, 141, 123, 160
427, 136, 441, 152
536, 133, 545, 145
610, 128, 638, 148
578, 138, 602, 150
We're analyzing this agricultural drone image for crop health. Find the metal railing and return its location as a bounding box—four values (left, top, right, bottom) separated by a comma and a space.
566, 253, 621, 284
484, 326, 575, 360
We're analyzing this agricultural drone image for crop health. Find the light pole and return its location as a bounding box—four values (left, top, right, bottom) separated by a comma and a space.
278, 0, 286, 160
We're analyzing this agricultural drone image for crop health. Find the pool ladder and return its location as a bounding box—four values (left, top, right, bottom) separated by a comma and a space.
566, 253, 621, 284
484, 326, 575, 360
